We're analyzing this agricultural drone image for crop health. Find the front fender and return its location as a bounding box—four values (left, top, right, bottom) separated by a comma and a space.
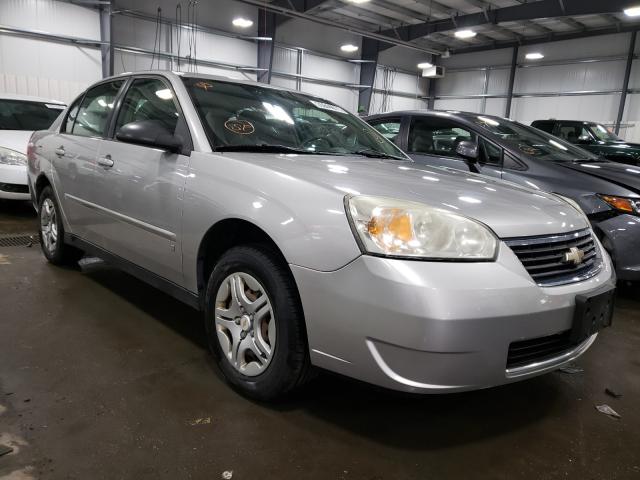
181, 152, 362, 293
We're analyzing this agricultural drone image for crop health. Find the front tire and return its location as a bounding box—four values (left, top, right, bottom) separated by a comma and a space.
38, 186, 83, 266
204, 245, 311, 400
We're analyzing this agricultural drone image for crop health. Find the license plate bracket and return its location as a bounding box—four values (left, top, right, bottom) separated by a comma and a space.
571, 286, 615, 344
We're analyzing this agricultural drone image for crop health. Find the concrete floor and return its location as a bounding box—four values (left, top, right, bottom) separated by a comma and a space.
0, 201, 639, 480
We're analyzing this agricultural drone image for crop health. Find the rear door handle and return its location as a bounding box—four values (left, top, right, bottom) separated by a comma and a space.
54, 147, 65, 157
97, 154, 114, 168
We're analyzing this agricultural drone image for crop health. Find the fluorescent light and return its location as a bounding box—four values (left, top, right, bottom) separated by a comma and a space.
232, 17, 253, 28
624, 6, 640, 16
454, 29, 476, 39
526, 52, 544, 60
155, 89, 173, 100
340, 44, 359, 53
417, 62, 433, 69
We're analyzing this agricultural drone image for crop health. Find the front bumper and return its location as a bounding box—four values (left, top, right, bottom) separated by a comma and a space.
594, 214, 640, 281
0, 164, 29, 200
291, 241, 615, 393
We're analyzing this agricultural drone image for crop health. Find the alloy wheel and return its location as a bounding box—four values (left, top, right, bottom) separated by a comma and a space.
40, 198, 58, 255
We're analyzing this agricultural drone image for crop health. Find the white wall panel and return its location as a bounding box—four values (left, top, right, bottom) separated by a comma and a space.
300, 83, 358, 112
436, 70, 486, 96
515, 61, 625, 94
511, 95, 620, 126
0, 0, 101, 102
302, 53, 357, 84
272, 47, 298, 76
621, 94, 640, 142
270, 77, 297, 90
487, 69, 509, 95
485, 98, 507, 117
0, 0, 100, 40
434, 98, 483, 112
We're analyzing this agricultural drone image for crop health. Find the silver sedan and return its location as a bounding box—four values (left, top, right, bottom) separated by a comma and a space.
28, 71, 615, 400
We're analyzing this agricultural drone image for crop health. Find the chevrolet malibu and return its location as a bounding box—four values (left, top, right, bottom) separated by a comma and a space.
28, 72, 615, 400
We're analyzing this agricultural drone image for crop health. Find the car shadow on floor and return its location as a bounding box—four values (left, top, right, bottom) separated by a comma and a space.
79, 258, 571, 451
0, 199, 38, 234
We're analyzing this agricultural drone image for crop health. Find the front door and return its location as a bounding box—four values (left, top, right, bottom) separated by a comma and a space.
90, 76, 191, 285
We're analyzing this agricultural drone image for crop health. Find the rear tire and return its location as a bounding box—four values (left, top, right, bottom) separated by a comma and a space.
38, 186, 83, 266
204, 245, 311, 401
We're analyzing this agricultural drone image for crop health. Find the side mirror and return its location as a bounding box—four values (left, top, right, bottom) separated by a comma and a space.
577, 135, 591, 144
455, 140, 479, 162
116, 120, 183, 153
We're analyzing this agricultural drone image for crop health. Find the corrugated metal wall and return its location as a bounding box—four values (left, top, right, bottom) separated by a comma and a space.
0, 0, 102, 103
436, 33, 640, 141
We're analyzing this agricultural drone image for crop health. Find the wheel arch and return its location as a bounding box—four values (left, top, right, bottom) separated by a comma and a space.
34, 173, 52, 204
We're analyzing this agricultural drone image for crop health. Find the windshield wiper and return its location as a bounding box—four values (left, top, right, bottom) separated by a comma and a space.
215, 144, 317, 154
353, 149, 406, 160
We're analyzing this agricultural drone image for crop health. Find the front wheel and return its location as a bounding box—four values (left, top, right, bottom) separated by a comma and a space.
38, 186, 83, 266
204, 245, 311, 400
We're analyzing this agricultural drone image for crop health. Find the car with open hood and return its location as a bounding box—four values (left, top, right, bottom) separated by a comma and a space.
28, 72, 615, 399
367, 110, 640, 282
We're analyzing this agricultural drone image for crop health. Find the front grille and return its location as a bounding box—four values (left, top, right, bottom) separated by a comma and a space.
0, 183, 29, 194
504, 228, 600, 287
507, 330, 575, 369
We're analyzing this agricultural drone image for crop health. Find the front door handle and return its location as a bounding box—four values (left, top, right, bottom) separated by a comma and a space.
54, 146, 65, 157
97, 154, 114, 168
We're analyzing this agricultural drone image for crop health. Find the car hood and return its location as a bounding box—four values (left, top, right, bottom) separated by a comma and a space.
225, 153, 589, 238
557, 161, 640, 194
0, 130, 33, 154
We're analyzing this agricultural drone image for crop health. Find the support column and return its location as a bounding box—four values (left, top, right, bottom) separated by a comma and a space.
99, 2, 113, 78
615, 30, 637, 134
427, 56, 438, 110
257, 9, 276, 84
358, 38, 379, 115
505, 46, 518, 118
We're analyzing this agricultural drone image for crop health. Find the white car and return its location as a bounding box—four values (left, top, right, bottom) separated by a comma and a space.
0, 93, 66, 200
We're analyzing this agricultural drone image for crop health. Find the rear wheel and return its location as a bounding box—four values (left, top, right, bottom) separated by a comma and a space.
38, 186, 83, 266
204, 245, 311, 400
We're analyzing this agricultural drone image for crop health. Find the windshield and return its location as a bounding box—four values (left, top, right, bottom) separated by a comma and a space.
182, 77, 407, 159
0, 99, 65, 130
589, 123, 622, 142
471, 115, 599, 161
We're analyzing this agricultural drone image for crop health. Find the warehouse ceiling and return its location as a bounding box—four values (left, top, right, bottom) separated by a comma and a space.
259, 0, 640, 55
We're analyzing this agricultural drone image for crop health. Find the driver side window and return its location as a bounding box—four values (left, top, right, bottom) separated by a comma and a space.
408, 117, 476, 158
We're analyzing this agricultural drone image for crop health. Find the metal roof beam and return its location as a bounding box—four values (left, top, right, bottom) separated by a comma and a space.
378, 0, 636, 50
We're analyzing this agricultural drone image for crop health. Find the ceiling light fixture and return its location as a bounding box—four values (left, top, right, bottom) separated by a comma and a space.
417, 62, 433, 69
526, 52, 544, 60
232, 17, 253, 28
624, 5, 640, 16
454, 29, 476, 39
340, 44, 359, 53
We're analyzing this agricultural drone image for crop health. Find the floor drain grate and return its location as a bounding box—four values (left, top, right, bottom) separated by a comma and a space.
0, 234, 39, 247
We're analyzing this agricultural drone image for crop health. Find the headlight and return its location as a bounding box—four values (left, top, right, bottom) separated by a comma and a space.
598, 194, 640, 215
0, 146, 27, 166
345, 195, 498, 260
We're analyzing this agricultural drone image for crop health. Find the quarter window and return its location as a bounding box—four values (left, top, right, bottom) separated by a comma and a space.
115, 78, 181, 136
63, 96, 83, 134
71, 80, 124, 138
478, 137, 502, 166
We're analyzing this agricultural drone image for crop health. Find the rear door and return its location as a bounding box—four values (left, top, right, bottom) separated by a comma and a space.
44, 80, 124, 240
90, 76, 192, 285
406, 116, 503, 179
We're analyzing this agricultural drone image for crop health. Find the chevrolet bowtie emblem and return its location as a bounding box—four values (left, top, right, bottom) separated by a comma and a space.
563, 247, 585, 266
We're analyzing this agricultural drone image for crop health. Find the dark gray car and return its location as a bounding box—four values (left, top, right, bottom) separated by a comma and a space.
366, 111, 640, 281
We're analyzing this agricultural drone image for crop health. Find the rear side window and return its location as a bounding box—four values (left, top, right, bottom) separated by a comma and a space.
114, 78, 181, 136
62, 96, 83, 134
71, 80, 124, 138
369, 119, 402, 144
408, 117, 476, 158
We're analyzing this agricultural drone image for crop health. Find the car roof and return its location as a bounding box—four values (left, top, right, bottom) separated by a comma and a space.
0, 92, 66, 105
533, 120, 597, 125
365, 109, 512, 124
102, 70, 305, 96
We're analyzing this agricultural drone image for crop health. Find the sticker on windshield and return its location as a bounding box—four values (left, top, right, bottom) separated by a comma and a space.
45, 103, 66, 110
194, 81, 215, 91
225, 119, 255, 135
309, 100, 346, 114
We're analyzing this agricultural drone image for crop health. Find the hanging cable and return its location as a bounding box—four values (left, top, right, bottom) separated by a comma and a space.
175, 4, 182, 71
